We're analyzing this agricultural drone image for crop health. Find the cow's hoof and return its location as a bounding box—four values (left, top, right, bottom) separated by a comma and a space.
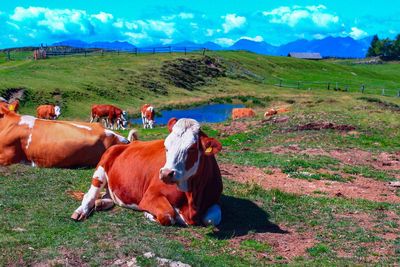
95, 199, 115, 211
71, 211, 87, 221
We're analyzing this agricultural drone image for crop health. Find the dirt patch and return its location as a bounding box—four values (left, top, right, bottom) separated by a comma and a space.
220, 163, 400, 203
229, 227, 316, 261
214, 120, 260, 136
291, 122, 356, 132
34, 247, 88, 267
267, 146, 400, 172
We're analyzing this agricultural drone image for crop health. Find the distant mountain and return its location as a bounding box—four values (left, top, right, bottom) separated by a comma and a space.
277, 36, 372, 58
53, 36, 373, 58
230, 39, 278, 55
53, 40, 136, 51
229, 36, 372, 58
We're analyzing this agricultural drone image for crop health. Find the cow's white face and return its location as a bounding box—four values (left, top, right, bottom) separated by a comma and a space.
160, 119, 201, 191
54, 106, 61, 118
160, 118, 222, 192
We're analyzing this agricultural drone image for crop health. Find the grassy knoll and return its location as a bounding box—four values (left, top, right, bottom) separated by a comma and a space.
0, 51, 400, 120
1, 51, 400, 265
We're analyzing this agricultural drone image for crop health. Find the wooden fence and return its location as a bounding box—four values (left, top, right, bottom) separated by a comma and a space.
269, 77, 400, 97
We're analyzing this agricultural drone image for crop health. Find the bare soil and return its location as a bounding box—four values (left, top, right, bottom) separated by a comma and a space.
220, 163, 400, 203
267, 146, 400, 173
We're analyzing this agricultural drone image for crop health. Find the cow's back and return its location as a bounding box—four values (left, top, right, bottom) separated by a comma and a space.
26, 120, 126, 167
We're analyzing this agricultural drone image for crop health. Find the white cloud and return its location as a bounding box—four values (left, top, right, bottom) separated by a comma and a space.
92, 12, 113, 23
214, 37, 235, 46
241, 35, 263, 42
222, 13, 246, 33
179, 12, 194, 19
349, 27, 368, 39
263, 5, 339, 28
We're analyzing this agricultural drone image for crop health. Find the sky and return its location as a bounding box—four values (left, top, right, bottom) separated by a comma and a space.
0, 0, 399, 48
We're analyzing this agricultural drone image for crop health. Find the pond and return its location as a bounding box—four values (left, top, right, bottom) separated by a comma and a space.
130, 103, 244, 125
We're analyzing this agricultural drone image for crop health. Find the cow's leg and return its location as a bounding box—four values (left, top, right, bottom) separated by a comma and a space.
139, 194, 176, 226
141, 113, 145, 128
71, 166, 108, 221
202, 204, 222, 226
90, 114, 94, 123
95, 187, 115, 211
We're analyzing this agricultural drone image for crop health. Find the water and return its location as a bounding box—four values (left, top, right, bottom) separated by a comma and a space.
130, 103, 244, 125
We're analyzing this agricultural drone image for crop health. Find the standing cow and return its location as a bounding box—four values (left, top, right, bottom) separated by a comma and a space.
91, 104, 127, 130
0, 105, 130, 168
71, 118, 223, 226
36, 104, 61, 120
141, 104, 155, 129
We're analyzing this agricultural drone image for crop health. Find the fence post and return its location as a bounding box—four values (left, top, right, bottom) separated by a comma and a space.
279, 79, 282, 87
382, 89, 385, 96
361, 84, 365, 93
202, 48, 206, 56
84, 50, 87, 57
327, 82, 330, 90
398, 90, 400, 97
184, 47, 187, 55
118, 50, 120, 56
345, 85, 349, 92
153, 48, 155, 54
335, 82, 338, 91
7, 50, 10, 61
101, 50, 104, 56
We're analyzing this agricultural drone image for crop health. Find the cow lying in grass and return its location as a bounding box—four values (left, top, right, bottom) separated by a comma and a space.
72, 118, 223, 226
0, 106, 130, 167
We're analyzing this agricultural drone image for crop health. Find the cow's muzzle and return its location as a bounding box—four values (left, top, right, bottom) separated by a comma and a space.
159, 168, 175, 184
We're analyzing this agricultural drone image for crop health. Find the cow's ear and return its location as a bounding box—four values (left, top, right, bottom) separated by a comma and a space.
200, 136, 222, 156
167, 117, 177, 132
0, 105, 10, 116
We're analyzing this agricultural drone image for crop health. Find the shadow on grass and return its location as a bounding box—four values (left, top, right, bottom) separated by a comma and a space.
211, 195, 287, 240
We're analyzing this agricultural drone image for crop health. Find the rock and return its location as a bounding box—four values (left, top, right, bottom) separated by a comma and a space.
143, 252, 155, 259
388, 181, 400, 187
126, 257, 138, 267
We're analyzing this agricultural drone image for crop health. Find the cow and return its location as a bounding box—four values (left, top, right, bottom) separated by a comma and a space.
90, 104, 127, 130
36, 104, 61, 120
232, 108, 256, 120
141, 104, 155, 129
264, 107, 290, 118
0, 105, 130, 168
71, 117, 223, 227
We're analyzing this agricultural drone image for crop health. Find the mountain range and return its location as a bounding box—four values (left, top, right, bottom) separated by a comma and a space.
53, 36, 373, 58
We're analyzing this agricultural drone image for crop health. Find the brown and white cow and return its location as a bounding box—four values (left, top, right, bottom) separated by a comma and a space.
90, 104, 127, 130
71, 118, 223, 226
141, 104, 155, 129
36, 104, 61, 120
0, 106, 129, 168
232, 108, 256, 120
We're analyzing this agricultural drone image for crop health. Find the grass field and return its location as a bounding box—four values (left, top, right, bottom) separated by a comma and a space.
1, 52, 400, 266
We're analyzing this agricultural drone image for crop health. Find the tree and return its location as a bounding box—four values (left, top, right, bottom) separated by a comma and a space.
392, 34, 400, 59
367, 35, 382, 57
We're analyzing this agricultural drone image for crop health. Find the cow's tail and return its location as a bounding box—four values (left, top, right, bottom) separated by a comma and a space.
127, 129, 138, 142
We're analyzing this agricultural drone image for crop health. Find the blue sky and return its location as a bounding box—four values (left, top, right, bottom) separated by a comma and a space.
0, 0, 399, 48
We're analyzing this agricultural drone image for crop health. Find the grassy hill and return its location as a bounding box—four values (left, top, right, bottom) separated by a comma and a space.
0, 51, 399, 119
